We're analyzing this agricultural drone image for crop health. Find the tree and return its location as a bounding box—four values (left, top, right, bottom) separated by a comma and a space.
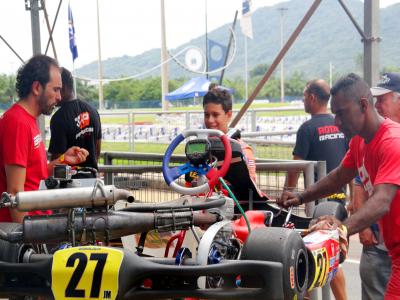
249, 63, 270, 78
0, 74, 16, 104
76, 79, 97, 102
285, 71, 307, 97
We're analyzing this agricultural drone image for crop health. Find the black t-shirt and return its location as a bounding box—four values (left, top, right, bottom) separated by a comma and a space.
293, 114, 347, 189
49, 99, 102, 170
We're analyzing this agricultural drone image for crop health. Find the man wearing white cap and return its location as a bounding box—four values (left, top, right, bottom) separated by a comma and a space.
372, 73, 400, 123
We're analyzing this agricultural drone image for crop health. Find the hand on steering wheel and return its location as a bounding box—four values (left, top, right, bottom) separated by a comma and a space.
162, 129, 232, 195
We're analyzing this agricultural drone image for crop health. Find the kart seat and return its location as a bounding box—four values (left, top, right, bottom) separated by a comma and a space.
209, 137, 270, 211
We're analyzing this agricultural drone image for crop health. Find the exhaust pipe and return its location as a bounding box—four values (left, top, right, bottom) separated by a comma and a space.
3, 185, 134, 211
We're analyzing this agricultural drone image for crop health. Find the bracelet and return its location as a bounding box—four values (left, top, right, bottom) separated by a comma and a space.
59, 154, 66, 164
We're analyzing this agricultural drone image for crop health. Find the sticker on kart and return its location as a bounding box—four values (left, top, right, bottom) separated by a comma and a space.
304, 229, 340, 290
52, 246, 123, 300
308, 247, 329, 290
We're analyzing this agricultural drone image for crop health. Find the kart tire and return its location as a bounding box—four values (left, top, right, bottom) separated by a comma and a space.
240, 227, 308, 300
0, 222, 25, 263
313, 201, 348, 222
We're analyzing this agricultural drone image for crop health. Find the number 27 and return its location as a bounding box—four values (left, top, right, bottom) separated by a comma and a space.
65, 252, 108, 298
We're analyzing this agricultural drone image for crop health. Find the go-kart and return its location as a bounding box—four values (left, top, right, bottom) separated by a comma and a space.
161, 128, 348, 297
0, 128, 347, 300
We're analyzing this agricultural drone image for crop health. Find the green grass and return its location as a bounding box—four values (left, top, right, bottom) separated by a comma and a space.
101, 141, 290, 159
101, 141, 185, 154
100, 114, 157, 124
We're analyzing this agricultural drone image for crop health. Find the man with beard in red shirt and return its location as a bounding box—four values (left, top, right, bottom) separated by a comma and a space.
0, 55, 88, 223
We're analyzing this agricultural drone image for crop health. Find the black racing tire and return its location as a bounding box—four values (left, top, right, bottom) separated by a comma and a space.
313, 201, 348, 222
0, 222, 27, 263
240, 227, 308, 300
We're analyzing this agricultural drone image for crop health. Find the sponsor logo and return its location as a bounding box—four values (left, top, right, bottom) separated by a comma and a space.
76, 127, 94, 139
290, 266, 295, 289
33, 134, 42, 149
378, 74, 390, 85
358, 163, 373, 196
74, 112, 90, 129
317, 125, 345, 141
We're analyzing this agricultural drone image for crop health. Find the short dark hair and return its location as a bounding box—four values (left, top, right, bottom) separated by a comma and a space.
15, 55, 59, 99
208, 82, 218, 91
305, 80, 330, 103
203, 88, 232, 113
331, 73, 373, 104
61, 67, 74, 91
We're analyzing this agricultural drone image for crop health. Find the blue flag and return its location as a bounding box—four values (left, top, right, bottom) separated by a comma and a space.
207, 38, 228, 82
68, 4, 78, 61
242, 0, 250, 15
241, 0, 253, 39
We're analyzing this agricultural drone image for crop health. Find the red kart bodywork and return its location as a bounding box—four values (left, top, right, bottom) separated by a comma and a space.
303, 230, 340, 290
233, 211, 341, 291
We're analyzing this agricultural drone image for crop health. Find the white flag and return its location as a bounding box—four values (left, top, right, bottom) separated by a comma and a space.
240, 0, 253, 39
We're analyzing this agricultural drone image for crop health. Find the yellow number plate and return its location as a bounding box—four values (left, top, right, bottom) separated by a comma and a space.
308, 247, 329, 290
52, 246, 123, 300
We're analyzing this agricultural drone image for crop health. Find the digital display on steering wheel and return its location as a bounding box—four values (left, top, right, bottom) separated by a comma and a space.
185, 139, 211, 165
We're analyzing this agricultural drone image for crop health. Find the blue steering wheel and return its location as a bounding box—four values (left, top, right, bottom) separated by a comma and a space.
162, 129, 232, 195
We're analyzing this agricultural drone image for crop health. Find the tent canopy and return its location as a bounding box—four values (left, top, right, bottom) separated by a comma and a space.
166, 77, 232, 101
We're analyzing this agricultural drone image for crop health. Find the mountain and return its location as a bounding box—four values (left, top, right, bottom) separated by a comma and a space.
76, 0, 400, 80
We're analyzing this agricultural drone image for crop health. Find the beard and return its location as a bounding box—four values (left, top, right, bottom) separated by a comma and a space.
38, 92, 55, 115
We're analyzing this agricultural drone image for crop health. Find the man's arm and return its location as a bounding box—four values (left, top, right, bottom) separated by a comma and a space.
344, 183, 395, 235
284, 155, 303, 191
279, 164, 357, 207
5, 165, 27, 223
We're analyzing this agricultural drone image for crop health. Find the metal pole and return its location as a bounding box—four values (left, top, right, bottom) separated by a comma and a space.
205, 0, 208, 79
160, 0, 169, 111
363, 0, 380, 86
29, 0, 41, 55
244, 36, 248, 101
44, 0, 62, 56
303, 162, 315, 217
26, 0, 46, 139
128, 113, 132, 151
0, 35, 25, 63
316, 160, 327, 203
185, 112, 190, 129
278, 7, 288, 103
219, 10, 238, 86
103, 152, 113, 185
96, 0, 104, 110
231, 0, 322, 127
131, 113, 135, 152
337, 0, 368, 41
41, 0, 58, 61
250, 110, 256, 152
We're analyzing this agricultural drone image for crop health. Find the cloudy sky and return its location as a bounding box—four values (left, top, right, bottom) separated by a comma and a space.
0, 0, 398, 75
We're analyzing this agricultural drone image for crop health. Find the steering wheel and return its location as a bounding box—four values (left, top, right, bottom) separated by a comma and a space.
162, 129, 232, 195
